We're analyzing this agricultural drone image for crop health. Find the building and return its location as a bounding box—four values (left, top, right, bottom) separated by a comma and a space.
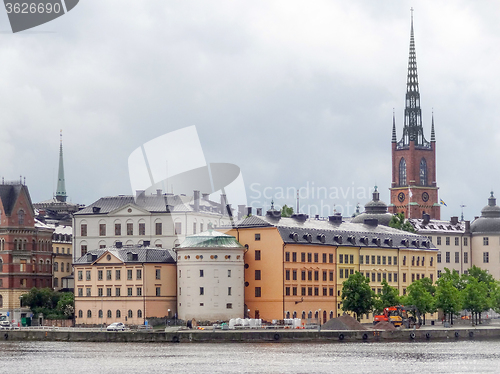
73, 190, 233, 262
51, 225, 73, 291
176, 230, 244, 321
0, 183, 53, 322
389, 13, 440, 220
73, 243, 177, 326
224, 207, 437, 324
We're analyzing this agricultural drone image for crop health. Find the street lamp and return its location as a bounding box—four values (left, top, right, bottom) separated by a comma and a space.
318, 309, 321, 332
167, 309, 171, 327
247, 309, 250, 319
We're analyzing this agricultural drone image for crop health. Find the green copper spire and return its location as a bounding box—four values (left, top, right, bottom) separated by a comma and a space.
55, 130, 67, 202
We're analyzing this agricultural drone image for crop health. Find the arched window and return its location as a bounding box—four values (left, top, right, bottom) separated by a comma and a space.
330, 311, 334, 320
98, 310, 103, 318
308, 311, 312, 319
78, 310, 83, 318
18, 210, 25, 225
301, 311, 306, 319
87, 310, 92, 318
399, 158, 407, 186
67, 263, 70, 272
420, 158, 427, 186
137, 309, 142, 318
116, 310, 121, 318
128, 310, 133, 318
286, 311, 290, 319
293, 311, 297, 319
60, 262, 64, 272
54, 262, 59, 272
107, 310, 112, 318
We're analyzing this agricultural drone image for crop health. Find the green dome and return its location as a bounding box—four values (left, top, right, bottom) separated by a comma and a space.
178, 230, 244, 249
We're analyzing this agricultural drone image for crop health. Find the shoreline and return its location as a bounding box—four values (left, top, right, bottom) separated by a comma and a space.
1, 325, 499, 343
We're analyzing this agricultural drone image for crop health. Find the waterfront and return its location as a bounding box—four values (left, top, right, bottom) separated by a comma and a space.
1, 340, 500, 374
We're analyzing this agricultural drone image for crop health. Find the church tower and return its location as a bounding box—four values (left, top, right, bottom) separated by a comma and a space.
388, 11, 440, 219
55, 130, 67, 203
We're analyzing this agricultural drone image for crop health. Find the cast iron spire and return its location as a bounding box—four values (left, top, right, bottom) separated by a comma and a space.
55, 130, 67, 202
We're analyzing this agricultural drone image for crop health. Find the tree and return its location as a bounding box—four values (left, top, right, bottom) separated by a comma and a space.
22, 288, 74, 320
373, 279, 400, 314
465, 265, 496, 324
388, 212, 415, 232
404, 278, 435, 325
281, 205, 294, 217
435, 278, 462, 325
462, 277, 490, 325
341, 272, 375, 321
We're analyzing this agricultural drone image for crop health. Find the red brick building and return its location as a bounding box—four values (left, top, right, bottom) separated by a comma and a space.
388, 14, 440, 220
0, 183, 53, 317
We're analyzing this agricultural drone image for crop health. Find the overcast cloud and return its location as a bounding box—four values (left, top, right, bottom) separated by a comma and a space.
0, 1, 499, 221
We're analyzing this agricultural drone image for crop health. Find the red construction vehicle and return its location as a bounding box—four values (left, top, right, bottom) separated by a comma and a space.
373, 306, 406, 327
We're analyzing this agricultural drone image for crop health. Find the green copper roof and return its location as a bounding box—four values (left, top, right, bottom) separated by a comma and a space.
178, 230, 244, 249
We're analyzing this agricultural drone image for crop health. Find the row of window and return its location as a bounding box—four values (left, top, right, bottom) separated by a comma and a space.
81, 222, 184, 237
77, 286, 163, 297
9, 239, 52, 252
53, 262, 71, 273
54, 246, 71, 255
359, 255, 398, 265
178, 269, 232, 278
77, 269, 155, 281
437, 251, 469, 264
284, 269, 335, 282
178, 287, 233, 296
284, 251, 335, 264
359, 272, 399, 283
435, 236, 469, 246
77, 309, 143, 319
285, 286, 335, 297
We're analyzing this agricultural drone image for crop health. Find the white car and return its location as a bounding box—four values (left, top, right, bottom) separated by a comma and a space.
106, 322, 125, 331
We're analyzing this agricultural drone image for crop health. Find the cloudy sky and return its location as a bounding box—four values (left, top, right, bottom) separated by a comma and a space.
0, 1, 499, 221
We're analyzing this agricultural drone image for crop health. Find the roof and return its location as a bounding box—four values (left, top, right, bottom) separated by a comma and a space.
74, 245, 177, 264
351, 188, 393, 226
471, 192, 500, 234
0, 184, 31, 216
178, 230, 243, 249
74, 192, 224, 216
409, 218, 466, 234
223, 213, 435, 250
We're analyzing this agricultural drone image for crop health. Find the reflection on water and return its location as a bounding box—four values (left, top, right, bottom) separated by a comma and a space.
1, 340, 500, 374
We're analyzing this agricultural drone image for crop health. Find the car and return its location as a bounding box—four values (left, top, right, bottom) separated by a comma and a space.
106, 322, 126, 331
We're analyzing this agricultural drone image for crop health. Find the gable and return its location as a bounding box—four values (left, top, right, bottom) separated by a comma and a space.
108, 203, 151, 216
94, 251, 124, 265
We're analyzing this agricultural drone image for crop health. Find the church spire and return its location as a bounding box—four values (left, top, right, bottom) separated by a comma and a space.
398, 8, 429, 148
431, 111, 435, 142
392, 109, 397, 143
55, 130, 67, 202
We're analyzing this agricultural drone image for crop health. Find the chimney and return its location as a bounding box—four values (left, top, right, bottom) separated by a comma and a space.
450, 216, 459, 225
194, 190, 200, 212
116, 241, 122, 249
422, 213, 430, 226
202, 193, 210, 201
247, 207, 252, 216
256, 208, 262, 216
238, 205, 246, 220
92, 206, 101, 214
328, 215, 342, 224
291, 213, 307, 222
156, 189, 162, 197
136, 190, 145, 200
465, 221, 471, 233
220, 194, 226, 215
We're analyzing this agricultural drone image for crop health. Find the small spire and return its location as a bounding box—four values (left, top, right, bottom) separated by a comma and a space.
56, 130, 67, 202
488, 191, 496, 207
431, 110, 435, 141
392, 109, 397, 143
296, 190, 299, 214
271, 199, 274, 210
373, 186, 380, 202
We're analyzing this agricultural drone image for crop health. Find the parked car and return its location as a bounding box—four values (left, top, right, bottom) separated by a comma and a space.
106, 322, 125, 331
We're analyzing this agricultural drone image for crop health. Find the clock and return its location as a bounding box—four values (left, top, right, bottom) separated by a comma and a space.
398, 192, 405, 203
422, 192, 429, 202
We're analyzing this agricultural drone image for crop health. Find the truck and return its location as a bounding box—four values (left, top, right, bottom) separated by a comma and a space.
373, 305, 422, 328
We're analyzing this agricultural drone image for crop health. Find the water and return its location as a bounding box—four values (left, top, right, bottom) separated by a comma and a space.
1, 340, 500, 373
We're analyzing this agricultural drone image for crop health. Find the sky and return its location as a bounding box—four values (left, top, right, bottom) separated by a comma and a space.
0, 1, 499, 222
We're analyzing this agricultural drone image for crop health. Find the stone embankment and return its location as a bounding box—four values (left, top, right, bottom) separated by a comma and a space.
1, 325, 499, 343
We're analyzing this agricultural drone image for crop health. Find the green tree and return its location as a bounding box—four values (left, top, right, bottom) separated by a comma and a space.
435, 278, 462, 325
404, 278, 435, 325
465, 265, 496, 324
341, 272, 375, 321
388, 212, 415, 232
373, 279, 400, 314
22, 288, 74, 320
281, 205, 294, 217
462, 277, 490, 325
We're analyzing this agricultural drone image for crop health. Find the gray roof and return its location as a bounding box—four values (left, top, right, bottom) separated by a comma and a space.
471, 192, 500, 234
224, 212, 435, 250
74, 192, 224, 215
74, 245, 177, 264
178, 230, 243, 249
409, 218, 466, 234
351, 188, 393, 226
0, 184, 31, 216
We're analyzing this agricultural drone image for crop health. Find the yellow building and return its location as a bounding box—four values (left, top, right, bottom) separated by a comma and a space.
74, 243, 177, 326
225, 208, 437, 324
51, 225, 73, 291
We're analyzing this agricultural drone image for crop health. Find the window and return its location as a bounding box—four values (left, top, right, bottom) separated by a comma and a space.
293, 287, 298, 296
412, 256, 415, 266
116, 310, 121, 318
394, 273, 398, 282
308, 271, 312, 281
86, 270, 91, 281
116, 270, 121, 280
156, 287, 161, 296
388, 256, 392, 265
308, 287, 313, 296
359, 256, 363, 265
455, 252, 459, 263
314, 253, 318, 263
388, 273, 392, 282
54, 262, 59, 272
483, 252, 489, 263
314, 271, 319, 281
199, 269, 204, 278
329, 271, 334, 281
255, 287, 261, 297
293, 252, 297, 262
127, 287, 132, 296
228, 287, 231, 296
323, 271, 327, 281
403, 256, 406, 266
301, 287, 306, 296
138, 223, 145, 235
437, 237, 441, 245
192, 222, 196, 235
329, 254, 334, 263
255, 270, 261, 280
137, 269, 142, 280
437, 252, 441, 263
394, 256, 397, 265
445, 252, 450, 263
464, 237, 468, 246
314, 287, 319, 296
107, 310, 112, 318
399, 158, 407, 186
377, 273, 381, 282
78, 270, 83, 281
87, 310, 92, 318
430, 257, 433, 266
412, 273, 415, 282
127, 269, 132, 280
78, 288, 83, 297
339, 254, 343, 264
127, 310, 133, 319
81, 245, 88, 255
86, 288, 91, 297
484, 237, 489, 246
285, 270, 290, 280
323, 287, 327, 296
365, 255, 369, 264
98, 270, 103, 280
107, 288, 112, 296
371, 273, 375, 282
226, 303, 233, 309
54, 278, 59, 287
81, 224, 87, 236
464, 252, 468, 264
293, 270, 297, 280
115, 223, 121, 236
115, 288, 121, 297
174, 222, 182, 235
301, 271, 306, 281
255, 250, 261, 261
344, 254, 349, 264
155, 222, 162, 235
137, 287, 142, 296
322, 253, 327, 263
227, 269, 231, 277
307, 253, 312, 262
419, 158, 427, 185
446, 237, 450, 245
372, 255, 376, 265
285, 252, 290, 262
301, 253, 306, 262
255, 233, 261, 241
156, 269, 161, 279
99, 224, 106, 236
382, 256, 386, 265
106, 270, 112, 280
438, 270, 442, 278
366, 272, 370, 280
403, 273, 406, 282
339, 269, 344, 279
127, 223, 133, 236
455, 237, 459, 246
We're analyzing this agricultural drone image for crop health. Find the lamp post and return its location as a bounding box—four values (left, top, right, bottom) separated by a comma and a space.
247, 308, 250, 319
167, 309, 171, 327
318, 309, 321, 332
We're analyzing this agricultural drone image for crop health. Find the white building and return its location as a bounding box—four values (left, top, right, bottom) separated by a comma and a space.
176, 230, 244, 321
73, 190, 233, 261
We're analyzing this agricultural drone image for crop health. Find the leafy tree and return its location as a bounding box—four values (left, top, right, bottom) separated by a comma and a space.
404, 278, 435, 325
341, 272, 375, 321
373, 279, 400, 314
465, 265, 497, 324
388, 212, 415, 232
435, 278, 462, 324
22, 288, 74, 320
439, 268, 466, 291
462, 277, 490, 325
280, 205, 294, 217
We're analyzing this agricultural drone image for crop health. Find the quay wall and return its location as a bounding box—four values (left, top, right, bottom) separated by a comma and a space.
1, 327, 500, 344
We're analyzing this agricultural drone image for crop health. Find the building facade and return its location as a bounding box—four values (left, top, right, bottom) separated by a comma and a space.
73, 190, 232, 261
0, 183, 53, 321
388, 14, 440, 220
74, 244, 177, 326
51, 225, 73, 291
176, 230, 245, 321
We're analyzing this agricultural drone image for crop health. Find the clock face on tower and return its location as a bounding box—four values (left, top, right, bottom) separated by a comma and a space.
422, 192, 429, 202
398, 192, 405, 203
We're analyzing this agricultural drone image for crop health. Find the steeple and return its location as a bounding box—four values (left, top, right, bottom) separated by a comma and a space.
431, 111, 435, 142
55, 130, 67, 202
392, 110, 397, 143
398, 8, 430, 149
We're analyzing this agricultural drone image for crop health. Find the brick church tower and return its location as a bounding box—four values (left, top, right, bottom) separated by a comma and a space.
388, 11, 440, 220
